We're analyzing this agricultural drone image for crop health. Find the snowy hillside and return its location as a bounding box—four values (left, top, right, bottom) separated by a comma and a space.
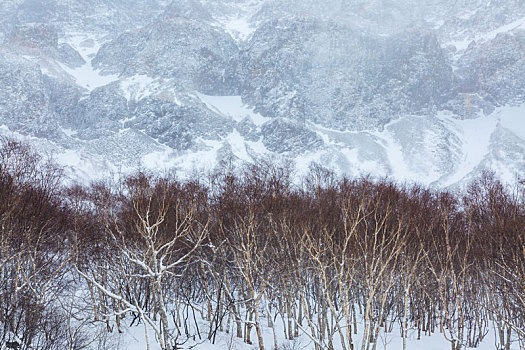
0, 0, 524, 187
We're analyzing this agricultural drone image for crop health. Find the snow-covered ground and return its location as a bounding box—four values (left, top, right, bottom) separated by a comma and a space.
104, 303, 519, 350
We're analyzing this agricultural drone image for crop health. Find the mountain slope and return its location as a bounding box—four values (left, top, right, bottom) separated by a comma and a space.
0, 0, 524, 186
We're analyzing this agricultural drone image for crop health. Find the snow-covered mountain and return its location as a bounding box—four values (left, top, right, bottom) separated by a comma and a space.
0, 0, 524, 186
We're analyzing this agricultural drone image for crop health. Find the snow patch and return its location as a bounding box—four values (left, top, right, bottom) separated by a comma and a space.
196, 93, 270, 126
226, 130, 250, 161
60, 127, 78, 137
58, 61, 119, 91
54, 149, 120, 184
484, 15, 525, 40
58, 33, 120, 91
213, 0, 261, 42
221, 16, 256, 42
498, 103, 525, 141
339, 147, 382, 177
438, 111, 498, 186
119, 75, 157, 101
141, 146, 178, 170
370, 120, 417, 183
246, 138, 270, 155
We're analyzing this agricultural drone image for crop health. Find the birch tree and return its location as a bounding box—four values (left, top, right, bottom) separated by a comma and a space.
77, 173, 208, 350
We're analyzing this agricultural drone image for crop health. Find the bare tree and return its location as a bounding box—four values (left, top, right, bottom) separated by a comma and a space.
76, 173, 208, 350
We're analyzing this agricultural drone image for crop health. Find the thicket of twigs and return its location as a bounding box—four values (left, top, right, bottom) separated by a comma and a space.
0, 137, 524, 350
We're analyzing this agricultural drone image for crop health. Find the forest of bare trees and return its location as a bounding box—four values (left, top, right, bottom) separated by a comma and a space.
0, 136, 524, 350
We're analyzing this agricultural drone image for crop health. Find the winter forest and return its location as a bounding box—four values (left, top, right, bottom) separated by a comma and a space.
1, 136, 524, 350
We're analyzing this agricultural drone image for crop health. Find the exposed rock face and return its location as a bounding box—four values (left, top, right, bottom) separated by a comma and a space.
455, 31, 525, 106
93, 17, 240, 95
9, 23, 58, 49
0, 0, 523, 186
261, 119, 323, 154
0, 53, 56, 135
58, 43, 86, 68
129, 98, 234, 150
239, 19, 455, 130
